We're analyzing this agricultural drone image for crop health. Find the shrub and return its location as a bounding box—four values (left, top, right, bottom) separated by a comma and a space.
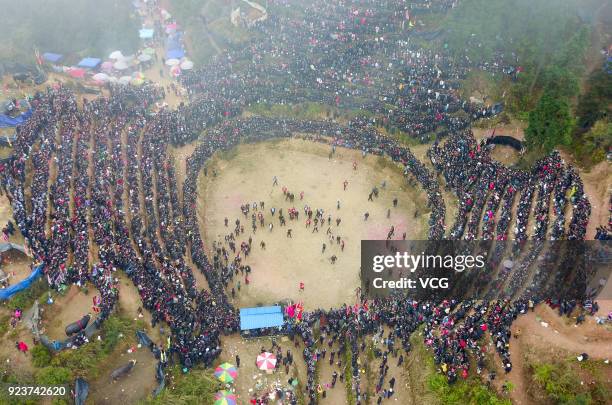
31, 344, 52, 368
35, 366, 73, 385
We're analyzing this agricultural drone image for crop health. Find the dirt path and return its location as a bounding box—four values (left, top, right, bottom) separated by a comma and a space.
39, 284, 93, 341
169, 143, 198, 201
219, 334, 308, 403
494, 304, 612, 405
87, 344, 158, 405
199, 139, 430, 310
0, 250, 33, 284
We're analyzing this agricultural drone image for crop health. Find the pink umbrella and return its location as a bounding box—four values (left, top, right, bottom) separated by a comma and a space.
256, 352, 277, 371
170, 65, 181, 77
101, 61, 114, 72
165, 23, 178, 33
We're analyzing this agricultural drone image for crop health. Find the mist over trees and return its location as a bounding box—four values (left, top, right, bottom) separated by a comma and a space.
0, 0, 139, 63
444, 0, 590, 113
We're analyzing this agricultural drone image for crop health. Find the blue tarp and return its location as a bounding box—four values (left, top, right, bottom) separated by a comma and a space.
43, 53, 63, 63
0, 109, 33, 128
166, 32, 185, 59
240, 306, 284, 330
0, 264, 43, 300
77, 57, 101, 69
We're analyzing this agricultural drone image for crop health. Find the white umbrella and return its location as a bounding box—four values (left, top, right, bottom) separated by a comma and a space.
180, 60, 194, 70
92, 73, 109, 82
137, 54, 152, 62
118, 76, 132, 85
109, 50, 124, 60
113, 60, 129, 71
165, 58, 180, 66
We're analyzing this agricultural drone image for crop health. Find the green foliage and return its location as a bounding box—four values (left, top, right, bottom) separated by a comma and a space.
35, 366, 73, 385
344, 343, 355, 405
0, 0, 139, 63
140, 365, 219, 405
576, 69, 612, 129
0, 314, 10, 337
572, 119, 612, 166
525, 93, 573, 152
530, 358, 610, 405
445, 0, 589, 113
427, 374, 511, 405
31, 344, 52, 368
532, 362, 591, 404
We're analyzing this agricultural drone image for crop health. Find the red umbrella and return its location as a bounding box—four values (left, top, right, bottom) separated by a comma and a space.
67, 68, 86, 78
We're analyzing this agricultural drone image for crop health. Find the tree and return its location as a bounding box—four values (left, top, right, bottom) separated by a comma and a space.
525, 93, 573, 152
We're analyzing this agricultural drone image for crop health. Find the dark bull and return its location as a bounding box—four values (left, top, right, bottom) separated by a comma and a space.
64, 314, 91, 336
111, 360, 137, 381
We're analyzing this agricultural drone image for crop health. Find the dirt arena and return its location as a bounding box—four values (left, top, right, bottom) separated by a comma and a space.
198, 138, 430, 310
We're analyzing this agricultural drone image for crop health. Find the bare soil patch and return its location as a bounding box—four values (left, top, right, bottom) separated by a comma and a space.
199, 139, 430, 310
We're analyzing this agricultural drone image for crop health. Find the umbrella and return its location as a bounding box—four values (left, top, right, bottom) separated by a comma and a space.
92, 73, 109, 82
180, 60, 194, 70
142, 47, 156, 55
170, 65, 181, 77
132, 71, 145, 79
109, 51, 124, 60
137, 54, 152, 62
214, 391, 236, 405
165, 58, 180, 66
256, 352, 277, 371
165, 23, 178, 34
101, 61, 114, 71
67, 68, 86, 78
119, 76, 132, 85
214, 363, 237, 383
130, 78, 145, 86
113, 60, 129, 71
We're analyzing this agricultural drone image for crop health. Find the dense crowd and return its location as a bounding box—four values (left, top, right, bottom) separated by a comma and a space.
0, 1, 601, 404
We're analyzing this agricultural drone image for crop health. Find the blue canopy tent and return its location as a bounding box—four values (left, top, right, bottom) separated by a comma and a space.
42, 53, 63, 63
240, 306, 284, 334
139, 28, 155, 39
166, 32, 185, 60
77, 57, 101, 69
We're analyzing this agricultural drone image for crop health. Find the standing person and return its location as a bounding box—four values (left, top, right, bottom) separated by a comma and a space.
299, 282, 304, 292
236, 355, 241, 368
343, 180, 348, 190
16, 341, 28, 353
273, 176, 278, 186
